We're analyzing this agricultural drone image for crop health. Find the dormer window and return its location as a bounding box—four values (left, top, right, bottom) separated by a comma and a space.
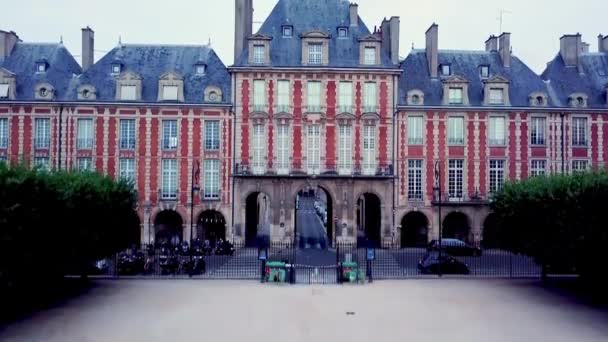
308, 43, 322, 65
195, 64, 206, 75
480, 65, 490, 78
441, 64, 451, 76
338, 27, 348, 38
568, 93, 588, 108
364, 47, 376, 65
158, 71, 184, 102
0, 84, 8, 99
78, 85, 97, 101
37, 63, 46, 73
282, 25, 293, 38
121, 85, 137, 101
448, 88, 463, 104
162, 85, 178, 101
34, 83, 55, 100
489, 88, 505, 105
253, 45, 266, 64
111, 63, 122, 74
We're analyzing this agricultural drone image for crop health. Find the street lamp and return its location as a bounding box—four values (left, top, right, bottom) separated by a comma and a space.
433, 160, 443, 277
190, 161, 201, 248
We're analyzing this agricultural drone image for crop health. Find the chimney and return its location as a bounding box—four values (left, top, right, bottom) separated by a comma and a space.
234, 0, 253, 62
350, 3, 359, 27
581, 42, 590, 54
0, 30, 19, 59
81, 27, 94, 71
485, 35, 498, 52
389, 16, 400, 65
425, 23, 438, 78
560, 33, 583, 73
599, 34, 608, 53
498, 32, 511, 68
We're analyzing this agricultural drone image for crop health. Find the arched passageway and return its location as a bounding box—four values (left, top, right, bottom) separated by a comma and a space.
197, 210, 226, 243
482, 213, 500, 249
294, 186, 333, 249
245, 192, 270, 247
401, 211, 429, 247
154, 210, 183, 246
442, 212, 471, 243
357, 193, 382, 247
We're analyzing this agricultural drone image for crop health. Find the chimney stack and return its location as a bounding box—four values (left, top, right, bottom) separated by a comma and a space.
498, 32, 511, 68
234, 0, 253, 62
350, 3, 359, 27
0, 30, 19, 59
485, 35, 498, 52
599, 34, 608, 53
425, 23, 438, 78
560, 33, 583, 73
380, 16, 400, 65
81, 27, 94, 71
581, 42, 590, 54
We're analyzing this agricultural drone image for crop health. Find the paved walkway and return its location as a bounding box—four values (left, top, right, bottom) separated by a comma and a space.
1, 280, 607, 342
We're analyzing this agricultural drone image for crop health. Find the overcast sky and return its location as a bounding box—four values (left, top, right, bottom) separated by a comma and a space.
3, 0, 606, 73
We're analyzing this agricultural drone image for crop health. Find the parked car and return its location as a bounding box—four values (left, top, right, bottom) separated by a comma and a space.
427, 239, 482, 257
418, 252, 470, 275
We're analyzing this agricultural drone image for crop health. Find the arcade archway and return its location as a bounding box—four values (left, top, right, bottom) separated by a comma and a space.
357, 193, 382, 247
245, 192, 270, 247
197, 210, 226, 243
294, 186, 333, 249
154, 210, 183, 246
442, 212, 471, 243
401, 211, 429, 247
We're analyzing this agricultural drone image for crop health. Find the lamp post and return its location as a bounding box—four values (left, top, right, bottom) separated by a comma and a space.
191, 161, 201, 251
433, 160, 443, 277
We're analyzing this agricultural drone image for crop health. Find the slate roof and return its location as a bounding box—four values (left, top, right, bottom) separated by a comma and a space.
0, 42, 82, 101
67, 44, 231, 104
234, 0, 395, 68
398, 49, 552, 107
541, 53, 608, 108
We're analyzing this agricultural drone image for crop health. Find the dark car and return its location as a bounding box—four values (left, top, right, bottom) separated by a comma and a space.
427, 239, 482, 257
418, 252, 470, 275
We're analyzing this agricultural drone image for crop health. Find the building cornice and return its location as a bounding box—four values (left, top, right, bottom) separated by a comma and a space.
396, 104, 608, 114
0, 100, 233, 109
228, 66, 401, 75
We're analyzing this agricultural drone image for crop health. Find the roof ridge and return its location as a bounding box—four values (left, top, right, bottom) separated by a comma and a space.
120, 43, 211, 49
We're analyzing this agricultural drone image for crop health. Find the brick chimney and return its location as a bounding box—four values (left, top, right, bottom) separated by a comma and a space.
380, 16, 401, 65
425, 23, 438, 78
498, 32, 511, 68
350, 3, 359, 27
81, 27, 94, 71
560, 33, 583, 73
234, 0, 253, 62
0, 30, 19, 59
485, 35, 498, 52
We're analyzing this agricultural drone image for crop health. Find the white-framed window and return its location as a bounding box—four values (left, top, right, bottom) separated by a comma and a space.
119, 119, 136, 150
77, 118, 94, 149
364, 47, 376, 65
308, 43, 322, 65
37, 62, 47, 73
363, 125, 376, 175
489, 88, 504, 105
253, 80, 265, 111
448, 159, 464, 200
441, 64, 451, 76
161, 159, 178, 199
363, 82, 377, 112
34, 157, 49, 171
530, 160, 546, 177
195, 64, 206, 75
0, 118, 8, 148
488, 116, 506, 146
119, 158, 135, 183
338, 82, 353, 113
338, 125, 352, 175
112, 64, 121, 74
307, 125, 321, 174
277, 80, 290, 112
572, 160, 588, 173
252, 124, 265, 175
408, 159, 423, 200
448, 116, 465, 145
407, 116, 424, 145
338, 28, 348, 38
448, 88, 463, 104
572, 117, 588, 147
282, 26, 293, 38
253, 45, 265, 64
203, 159, 220, 200
489, 160, 505, 194
480, 65, 490, 78
120, 85, 137, 101
34, 118, 50, 149
307, 81, 321, 112
77, 157, 92, 172
530, 117, 546, 145
0, 84, 9, 98
163, 85, 178, 101
162, 120, 178, 150
277, 125, 290, 175
204, 120, 220, 150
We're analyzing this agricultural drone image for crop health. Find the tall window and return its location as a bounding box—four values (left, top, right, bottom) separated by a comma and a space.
277, 80, 290, 112
407, 159, 423, 200
408, 116, 424, 145
364, 82, 377, 112
572, 117, 588, 146
253, 80, 265, 111
162, 85, 178, 101
253, 45, 265, 64
448, 159, 464, 200
119, 158, 135, 183
307, 125, 321, 174
34, 118, 50, 149
448, 116, 465, 145
77, 118, 93, 149
162, 120, 178, 150
161, 159, 178, 199
308, 43, 322, 65
572, 160, 588, 173
489, 160, 505, 194
252, 124, 265, 175
338, 125, 352, 175
338, 82, 353, 113
364, 47, 376, 65
119, 119, 136, 150
77, 157, 92, 171
120, 85, 137, 101
363, 125, 376, 175
276, 125, 289, 175
307, 81, 321, 112
34, 157, 49, 171
0, 118, 8, 148
0, 84, 9, 99
530, 117, 546, 145
488, 116, 506, 146
203, 159, 220, 199
530, 160, 546, 177
204, 120, 220, 150
448, 88, 463, 104
489, 88, 504, 105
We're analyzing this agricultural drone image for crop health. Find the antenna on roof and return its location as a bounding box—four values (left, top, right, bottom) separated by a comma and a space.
118, 35, 122, 46
497, 9, 512, 33
411, 42, 415, 50
208, 37, 212, 47
60, 36, 63, 44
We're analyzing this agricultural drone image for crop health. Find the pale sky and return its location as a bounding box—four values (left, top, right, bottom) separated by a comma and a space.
3, 0, 606, 73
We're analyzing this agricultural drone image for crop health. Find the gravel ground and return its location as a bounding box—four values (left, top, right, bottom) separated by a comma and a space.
1, 279, 607, 342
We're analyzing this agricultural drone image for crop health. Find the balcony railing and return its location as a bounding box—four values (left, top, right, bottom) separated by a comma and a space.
408, 137, 423, 145
160, 189, 178, 200
162, 138, 178, 150
35, 138, 50, 149
362, 105, 377, 113
76, 138, 94, 149
432, 191, 489, 204
489, 139, 506, 146
203, 191, 220, 200
252, 104, 266, 113
305, 105, 323, 113
338, 105, 353, 114
448, 137, 465, 145
120, 139, 136, 150
233, 162, 393, 177
276, 105, 291, 113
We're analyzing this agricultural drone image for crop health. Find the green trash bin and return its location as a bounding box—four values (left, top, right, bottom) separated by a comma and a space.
265, 261, 287, 283
341, 261, 359, 283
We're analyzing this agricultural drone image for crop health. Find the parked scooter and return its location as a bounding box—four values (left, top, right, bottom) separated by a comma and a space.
159, 244, 179, 275
117, 249, 145, 275
182, 243, 207, 276
215, 239, 235, 256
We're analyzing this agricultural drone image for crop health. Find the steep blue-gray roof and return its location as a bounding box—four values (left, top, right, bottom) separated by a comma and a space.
541, 53, 608, 108
0, 42, 82, 101
235, 0, 394, 68
399, 50, 552, 107
68, 44, 231, 104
